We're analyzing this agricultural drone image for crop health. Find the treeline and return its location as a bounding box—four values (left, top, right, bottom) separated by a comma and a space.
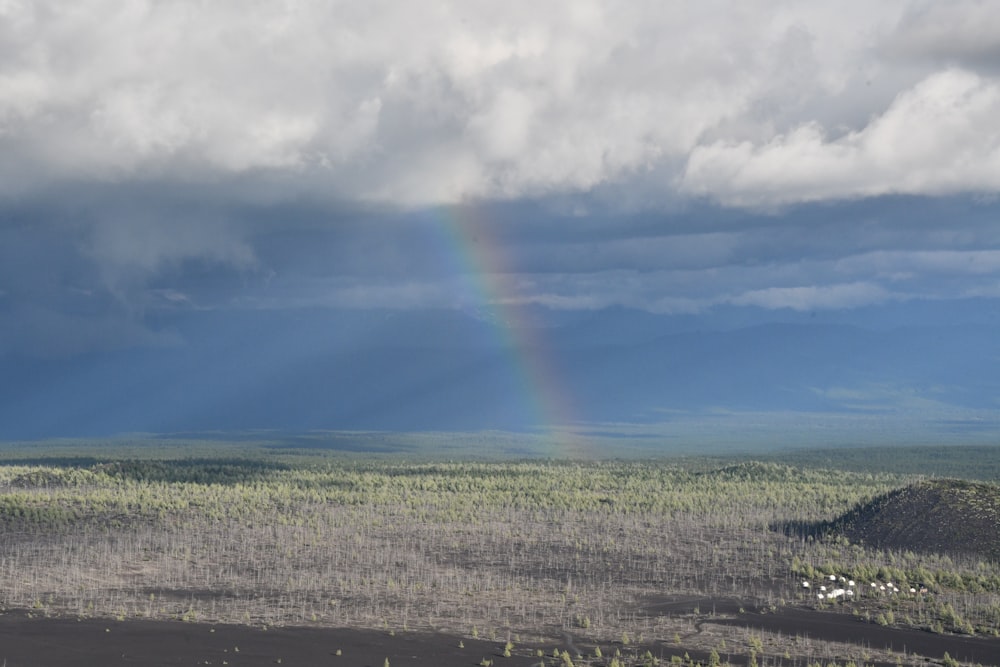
759, 444, 1000, 481
95, 458, 291, 485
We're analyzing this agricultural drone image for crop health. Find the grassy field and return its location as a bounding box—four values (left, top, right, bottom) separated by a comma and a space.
0, 438, 998, 666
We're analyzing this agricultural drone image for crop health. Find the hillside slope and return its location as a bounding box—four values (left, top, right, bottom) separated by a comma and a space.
823, 479, 1000, 559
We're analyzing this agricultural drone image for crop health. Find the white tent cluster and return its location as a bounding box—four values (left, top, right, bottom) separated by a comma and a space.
800, 574, 928, 602
802, 574, 855, 601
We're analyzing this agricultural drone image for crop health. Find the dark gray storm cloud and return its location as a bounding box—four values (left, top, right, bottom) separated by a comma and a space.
4, 184, 1000, 358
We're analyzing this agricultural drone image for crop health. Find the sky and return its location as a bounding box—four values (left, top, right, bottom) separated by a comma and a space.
2, 1, 1000, 440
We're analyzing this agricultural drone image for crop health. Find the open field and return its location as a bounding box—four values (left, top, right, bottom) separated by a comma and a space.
0, 441, 998, 666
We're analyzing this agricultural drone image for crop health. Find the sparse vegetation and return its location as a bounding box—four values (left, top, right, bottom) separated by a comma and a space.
0, 442, 997, 666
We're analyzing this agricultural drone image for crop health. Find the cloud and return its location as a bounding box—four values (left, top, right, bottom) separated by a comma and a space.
835, 249, 1000, 278
0, 188, 262, 356
811, 383, 957, 412
5, 0, 972, 206
727, 282, 893, 311
84, 209, 257, 302
884, 2, 1000, 71
3, 1, 1000, 360
682, 69, 1000, 205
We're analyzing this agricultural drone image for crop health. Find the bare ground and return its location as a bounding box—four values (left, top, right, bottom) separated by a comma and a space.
634, 595, 1000, 666
707, 607, 1000, 666
3, 602, 998, 667
0, 611, 544, 667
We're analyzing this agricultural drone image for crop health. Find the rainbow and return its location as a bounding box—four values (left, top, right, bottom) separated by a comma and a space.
427, 204, 593, 457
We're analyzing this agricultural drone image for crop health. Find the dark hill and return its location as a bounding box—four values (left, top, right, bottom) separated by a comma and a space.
817, 479, 1000, 559
700, 461, 801, 482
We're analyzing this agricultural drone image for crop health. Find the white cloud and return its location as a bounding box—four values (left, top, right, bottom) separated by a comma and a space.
728, 282, 893, 311
812, 383, 957, 412
240, 275, 474, 311
14, 0, 990, 206
467, 88, 535, 163
682, 69, 1000, 205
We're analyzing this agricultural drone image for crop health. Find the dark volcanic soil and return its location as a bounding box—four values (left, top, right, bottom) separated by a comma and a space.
710, 608, 1000, 666
3, 606, 999, 667
639, 596, 1000, 666
814, 479, 1000, 558
0, 613, 544, 667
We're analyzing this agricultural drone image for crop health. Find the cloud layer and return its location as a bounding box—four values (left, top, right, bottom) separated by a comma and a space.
3, 0, 999, 205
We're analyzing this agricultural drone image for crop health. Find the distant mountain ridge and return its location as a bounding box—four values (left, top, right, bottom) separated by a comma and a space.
2, 303, 1000, 439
